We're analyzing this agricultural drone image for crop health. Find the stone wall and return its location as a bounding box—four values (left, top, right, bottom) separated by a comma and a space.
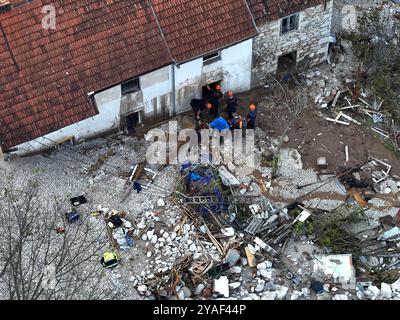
252, 1, 333, 87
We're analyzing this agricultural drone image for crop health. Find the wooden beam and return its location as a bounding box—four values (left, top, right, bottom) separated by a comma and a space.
325, 117, 350, 126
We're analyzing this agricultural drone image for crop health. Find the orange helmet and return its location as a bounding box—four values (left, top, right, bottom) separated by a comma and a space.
215, 85, 222, 91
206, 102, 213, 109
249, 104, 256, 111
227, 91, 233, 97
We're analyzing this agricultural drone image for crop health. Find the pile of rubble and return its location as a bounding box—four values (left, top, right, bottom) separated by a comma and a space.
94, 153, 400, 300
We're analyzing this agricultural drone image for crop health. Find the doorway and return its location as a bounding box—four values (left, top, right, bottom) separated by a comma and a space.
202, 80, 222, 100
277, 51, 297, 81
121, 111, 142, 135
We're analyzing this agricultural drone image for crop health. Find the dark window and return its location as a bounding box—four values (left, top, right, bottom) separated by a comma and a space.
203, 51, 221, 64
281, 13, 299, 35
121, 78, 140, 95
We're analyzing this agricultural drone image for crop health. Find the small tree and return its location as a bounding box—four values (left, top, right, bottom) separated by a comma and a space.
264, 74, 310, 179
0, 175, 122, 300
345, 1, 400, 121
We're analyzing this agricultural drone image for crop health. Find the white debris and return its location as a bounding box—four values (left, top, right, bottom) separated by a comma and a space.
333, 294, 349, 300
137, 285, 147, 292
229, 282, 241, 290
230, 266, 242, 274
221, 227, 235, 237
380, 283, 392, 299
275, 286, 289, 300
257, 261, 272, 270
214, 276, 229, 298
194, 284, 206, 295
255, 280, 265, 292
391, 279, 400, 293
261, 292, 277, 300
157, 199, 165, 207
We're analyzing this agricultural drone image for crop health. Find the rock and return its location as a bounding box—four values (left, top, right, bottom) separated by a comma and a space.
283, 135, 289, 143
367, 256, 380, 268
147, 251, 152, 258
366, 285, 381, 299
146, 230, 154, 240
177, 289, 186, 300
302, 288, 310, 296
137, 285, 147, 292
257, 261, 272, 270
189, 244, 197, 252
163, 232, 169, 239
157, 199, 165, 207
261, 291, 277, 300
137, 221, 146, 229
182, 287, 192, 298
391, 279, 400, 292
221, 227, 235, 237
241, 257, 248, 266
194, 284, 206, 295
275, 286, 289, 300
225, 249, 241, 267
170, 232, 177, 241
255, 280, 265, 292
260, 269, 273, 279
380, 283, 392, 299
231, 266, 242, 274
229, 282, 241, 290
141, 234, 148, 241
290, 294, 299, 300
333, 294, 348, 300
151, 235, 158, 244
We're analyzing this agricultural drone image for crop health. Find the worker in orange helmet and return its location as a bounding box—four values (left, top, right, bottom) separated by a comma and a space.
246, 104, 257, 129
206, 83, 223, 117
225, 90, 238, 119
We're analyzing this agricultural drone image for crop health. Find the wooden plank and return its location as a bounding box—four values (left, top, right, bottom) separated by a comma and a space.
325, 117, 350, 126
332, 90, 341, 107
339, 112, 362, 125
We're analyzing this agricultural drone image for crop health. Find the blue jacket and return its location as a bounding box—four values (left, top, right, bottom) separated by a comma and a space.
247, 110, 257, 125
210, 117, 230, 132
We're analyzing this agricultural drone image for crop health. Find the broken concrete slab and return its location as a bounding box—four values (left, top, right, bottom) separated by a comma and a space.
313, 254, 356, 290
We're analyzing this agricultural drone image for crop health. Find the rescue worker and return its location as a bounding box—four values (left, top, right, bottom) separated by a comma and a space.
190, 99, 212, 120
246, 104, 257, 129
225, 91, 238, 119
209, 115, 230, 132
101, 251, 119, 269
228, 112, 243, 130
207, 84, 223, 117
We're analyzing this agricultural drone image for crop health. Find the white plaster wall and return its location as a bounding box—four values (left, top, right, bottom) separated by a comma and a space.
13, 67, 172, 155
11, 39, 253, 155
174, 39, 253, 113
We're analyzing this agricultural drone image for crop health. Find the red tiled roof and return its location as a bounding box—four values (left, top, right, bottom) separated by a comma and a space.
247, 0, 324, 25
150, 0, 258, 63
0, 0, 258, 150
0, 0, 173, 150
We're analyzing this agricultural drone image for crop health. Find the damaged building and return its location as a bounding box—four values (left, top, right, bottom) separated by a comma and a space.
0, 0, 333, 157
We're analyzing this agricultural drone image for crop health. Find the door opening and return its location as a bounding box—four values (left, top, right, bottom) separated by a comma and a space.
121, 111, 142, 135
277, 51, 297, 81
202, 80, 222, 100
